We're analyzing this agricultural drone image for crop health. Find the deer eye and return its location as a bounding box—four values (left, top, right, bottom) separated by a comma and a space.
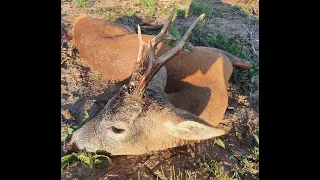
110, 126, 125, 134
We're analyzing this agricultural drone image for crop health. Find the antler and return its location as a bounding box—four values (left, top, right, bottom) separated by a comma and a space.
128, 9, 205, 98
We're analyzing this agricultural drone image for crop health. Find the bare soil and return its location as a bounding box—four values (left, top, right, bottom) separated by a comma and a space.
61, 0, 259, 179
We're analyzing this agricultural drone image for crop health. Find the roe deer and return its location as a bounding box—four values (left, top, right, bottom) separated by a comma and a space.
64, 10, 252, 155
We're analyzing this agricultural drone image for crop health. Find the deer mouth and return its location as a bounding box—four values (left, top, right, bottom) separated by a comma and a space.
63, 134, 80, 153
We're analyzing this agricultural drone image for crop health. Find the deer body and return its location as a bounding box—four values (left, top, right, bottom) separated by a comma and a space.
64, 11, 251, 155
72, 15, 235, 127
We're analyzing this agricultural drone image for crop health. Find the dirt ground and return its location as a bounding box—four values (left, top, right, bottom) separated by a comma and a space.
61, 0, 259, 179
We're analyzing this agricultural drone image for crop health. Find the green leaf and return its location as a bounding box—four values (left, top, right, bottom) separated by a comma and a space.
252, 133, 259, 145
67, 127, 74, 135
169, 25, 182, 42
61, 133, 68, 143
215, 138, 226, 149
84, 111, 89, 119
241, 157, 250, 166
77, 152, 91, 165
61, 153, 78, 169
183, 43, 191, 52
93, 154, 112, 169
88, 152, 94, 169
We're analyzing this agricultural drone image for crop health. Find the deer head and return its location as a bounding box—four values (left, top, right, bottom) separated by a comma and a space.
64, 10, 226, 155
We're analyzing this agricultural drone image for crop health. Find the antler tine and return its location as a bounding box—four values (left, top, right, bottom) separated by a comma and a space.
157, 14, 205, 63
136, 25, 144, 62
128, 25, 146, 87
135, 14, 206, 95
150, 8, 176, 47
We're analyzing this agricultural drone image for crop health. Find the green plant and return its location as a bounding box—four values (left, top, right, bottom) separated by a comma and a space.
216, 138, 226, 149
72, 110, 90, 131
189, 0, 217, 18
189, 0, 202, 15
176, 9, 186, 18
252, 147, 259, 160
233, 4, 254, 16
204, 33, 258, 94
168, 25, 195, 52
61, 151, 111, 169
61, 124, 75, 143
140, 0, 157, 7
157, 166, 197, 180
140, 0, 157, 17
61, 132, 68, 142
147, 7, 155, 17
76, 0, 89, 8
252, 133, 259, 160
238, 157, 259, 175
127, 9, 136, 17
252, 133, 259, 145
201, 159, 233, 180
61, 152, 79, 169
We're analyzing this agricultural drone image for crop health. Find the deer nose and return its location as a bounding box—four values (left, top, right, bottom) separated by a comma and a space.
63, 134, 80, 153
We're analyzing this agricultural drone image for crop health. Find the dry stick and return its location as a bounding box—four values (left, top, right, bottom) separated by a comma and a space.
242, 24, 258, 57
98, 174, 121, 180
140, 24, 164, 30
250, 24, 257, 56
88, 172, 95, 180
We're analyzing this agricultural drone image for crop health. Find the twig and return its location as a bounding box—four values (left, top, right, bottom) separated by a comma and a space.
242, 24, 251, 33
251, 25, 257, 56
141, 28, 149, 34
88, 172, 95, 180
140, 24, 164, 30
98, 174, 121, 180
242, 24, 258, 57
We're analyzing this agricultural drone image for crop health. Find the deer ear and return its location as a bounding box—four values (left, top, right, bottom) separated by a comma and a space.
164, 108, 226, 140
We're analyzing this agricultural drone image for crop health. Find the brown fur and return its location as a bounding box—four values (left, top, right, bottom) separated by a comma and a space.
72, 16, 233, 126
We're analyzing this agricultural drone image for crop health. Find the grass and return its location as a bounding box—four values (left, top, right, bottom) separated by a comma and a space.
157, 166, 197, 180
95, 6, 129, 21
166, 21, 258, 94
103, 15, 116, 21
229, 134, 259, 179
233, 4, 255, 17
76, 0, 89, 8
139, 0, 157, 17
127, 9, 137, 17
174, 0, 192, 18
155, 133, 259, 180
201, 159, 234, 180
204, 33, 258, 94
140, 0, 157, 7
189, 0, 222, 18
96, 6, 137, 20
200, 134, 259, 179
176, 8, 186, 18
168, 25, 192, 52
238, 156, 259, 176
